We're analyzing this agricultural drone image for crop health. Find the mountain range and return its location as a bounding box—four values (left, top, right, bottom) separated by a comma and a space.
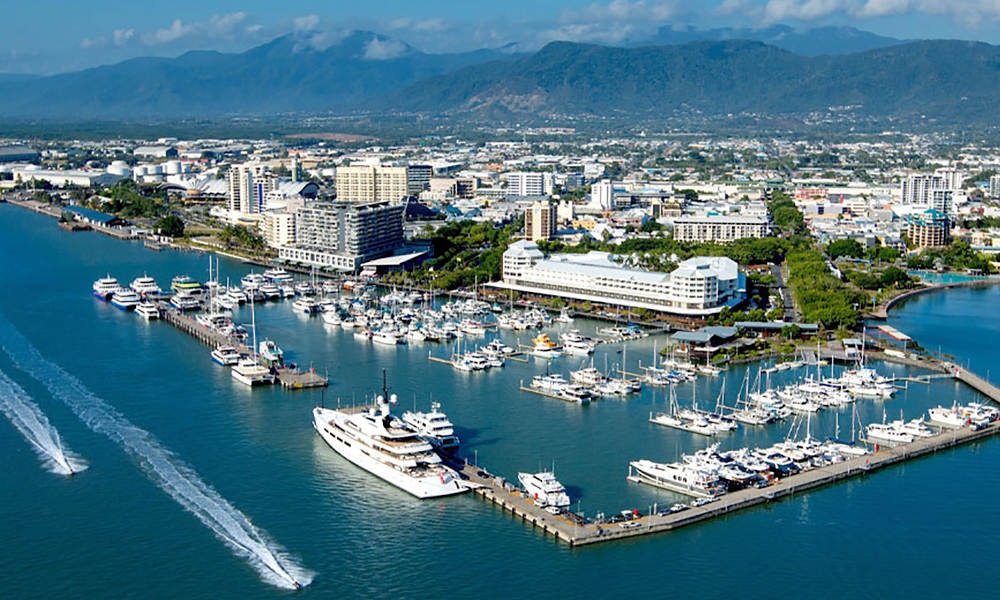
0, 26, 996, 124
641, 25, 902, 56
387, 38, 1000, 121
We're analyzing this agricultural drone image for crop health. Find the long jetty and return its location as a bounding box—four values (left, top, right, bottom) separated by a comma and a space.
160, 304, 328, 389
452, 418, 1000, 546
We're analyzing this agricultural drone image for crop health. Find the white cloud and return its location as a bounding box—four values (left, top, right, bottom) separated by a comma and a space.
761, 0, 854, 23
561, 0, 680, 23
113, 28, 134, 47
294, 14, 320, 31
140, 12, 249, 46
362, 37, 409, 60
386, 17, 448, 33
534, 0, 680, 46
80, 36, 108, 50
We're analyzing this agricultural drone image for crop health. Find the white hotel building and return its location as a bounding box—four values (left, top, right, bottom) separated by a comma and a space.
493, 241, 745, 316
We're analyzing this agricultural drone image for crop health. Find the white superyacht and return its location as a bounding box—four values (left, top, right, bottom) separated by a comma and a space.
312, 378, 467, 499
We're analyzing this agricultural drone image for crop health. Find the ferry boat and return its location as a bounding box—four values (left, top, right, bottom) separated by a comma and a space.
170, 294, 201, 311
312, 379, 467, 499
171, 275, 203, 297
135, 301, 160, 320
130, 275, 162, 297
110, 288, 141, 310
401, 402, 460, 451
518, 471, 571, 510
92, 275, 120, 300
211, 345, 242, 366
231, 357, 275, 386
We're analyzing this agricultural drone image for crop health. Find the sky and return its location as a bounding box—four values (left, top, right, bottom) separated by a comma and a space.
4, 0, 1000, 74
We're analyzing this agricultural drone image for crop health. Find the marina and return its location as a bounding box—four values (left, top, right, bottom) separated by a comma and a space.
6, 205, 1000, 599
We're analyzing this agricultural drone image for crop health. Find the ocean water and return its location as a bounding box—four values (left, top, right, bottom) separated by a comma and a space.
1, 203, 999, 599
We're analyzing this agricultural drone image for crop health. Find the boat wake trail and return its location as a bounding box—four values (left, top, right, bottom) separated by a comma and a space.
0, 317, 312, 590
0, 368, 87, 476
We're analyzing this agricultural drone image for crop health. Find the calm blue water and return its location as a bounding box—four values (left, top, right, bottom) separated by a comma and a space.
2, 203, 999, 599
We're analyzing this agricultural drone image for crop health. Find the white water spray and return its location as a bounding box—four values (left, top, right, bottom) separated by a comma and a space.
0, 369, 87, 476
0, 317, 312, 590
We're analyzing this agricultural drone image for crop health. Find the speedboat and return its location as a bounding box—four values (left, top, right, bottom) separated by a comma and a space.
92, 275, 119, 300
110, 287, 141, 310
211, 345, 242, 366
135, 300, 160, 320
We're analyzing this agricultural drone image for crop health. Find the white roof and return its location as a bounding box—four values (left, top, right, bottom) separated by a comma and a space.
534, 252, 671, 285
672, 256, 739, 280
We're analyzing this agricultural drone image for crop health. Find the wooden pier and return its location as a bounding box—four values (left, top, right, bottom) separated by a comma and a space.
160, 304, 328, 390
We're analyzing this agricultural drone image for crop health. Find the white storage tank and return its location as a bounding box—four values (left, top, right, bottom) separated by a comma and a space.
107, 160, 131, 177
165, 160, 182, 175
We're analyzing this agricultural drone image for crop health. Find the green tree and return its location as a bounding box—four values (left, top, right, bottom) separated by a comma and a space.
155, 215, 185, 237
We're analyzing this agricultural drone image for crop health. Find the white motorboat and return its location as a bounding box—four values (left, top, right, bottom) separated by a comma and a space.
292, 297, 319, 315
258, 339, 283, 363
628, 460, 725, 498
401, 402, 460, 451
518, 471, 570, 509
231, 357, 275, 386
211, 345, 242, 366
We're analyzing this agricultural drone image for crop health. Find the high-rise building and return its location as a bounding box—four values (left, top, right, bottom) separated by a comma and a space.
524, 201, 556, 241
278, 200, 404, 271
507, 172, 553, 197
907, 209, 950, 248
928, 189, 953, 218
406, 164, 433, 194
900, 174, 946, 205
227, 163, 276, 216
989, 174, 1000, 199
259, 209, 295, 248
589, 179, 614, 210
335, 165, 408, 203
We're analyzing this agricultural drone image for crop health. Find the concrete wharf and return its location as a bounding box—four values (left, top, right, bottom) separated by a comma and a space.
452, 419, 1000, 547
